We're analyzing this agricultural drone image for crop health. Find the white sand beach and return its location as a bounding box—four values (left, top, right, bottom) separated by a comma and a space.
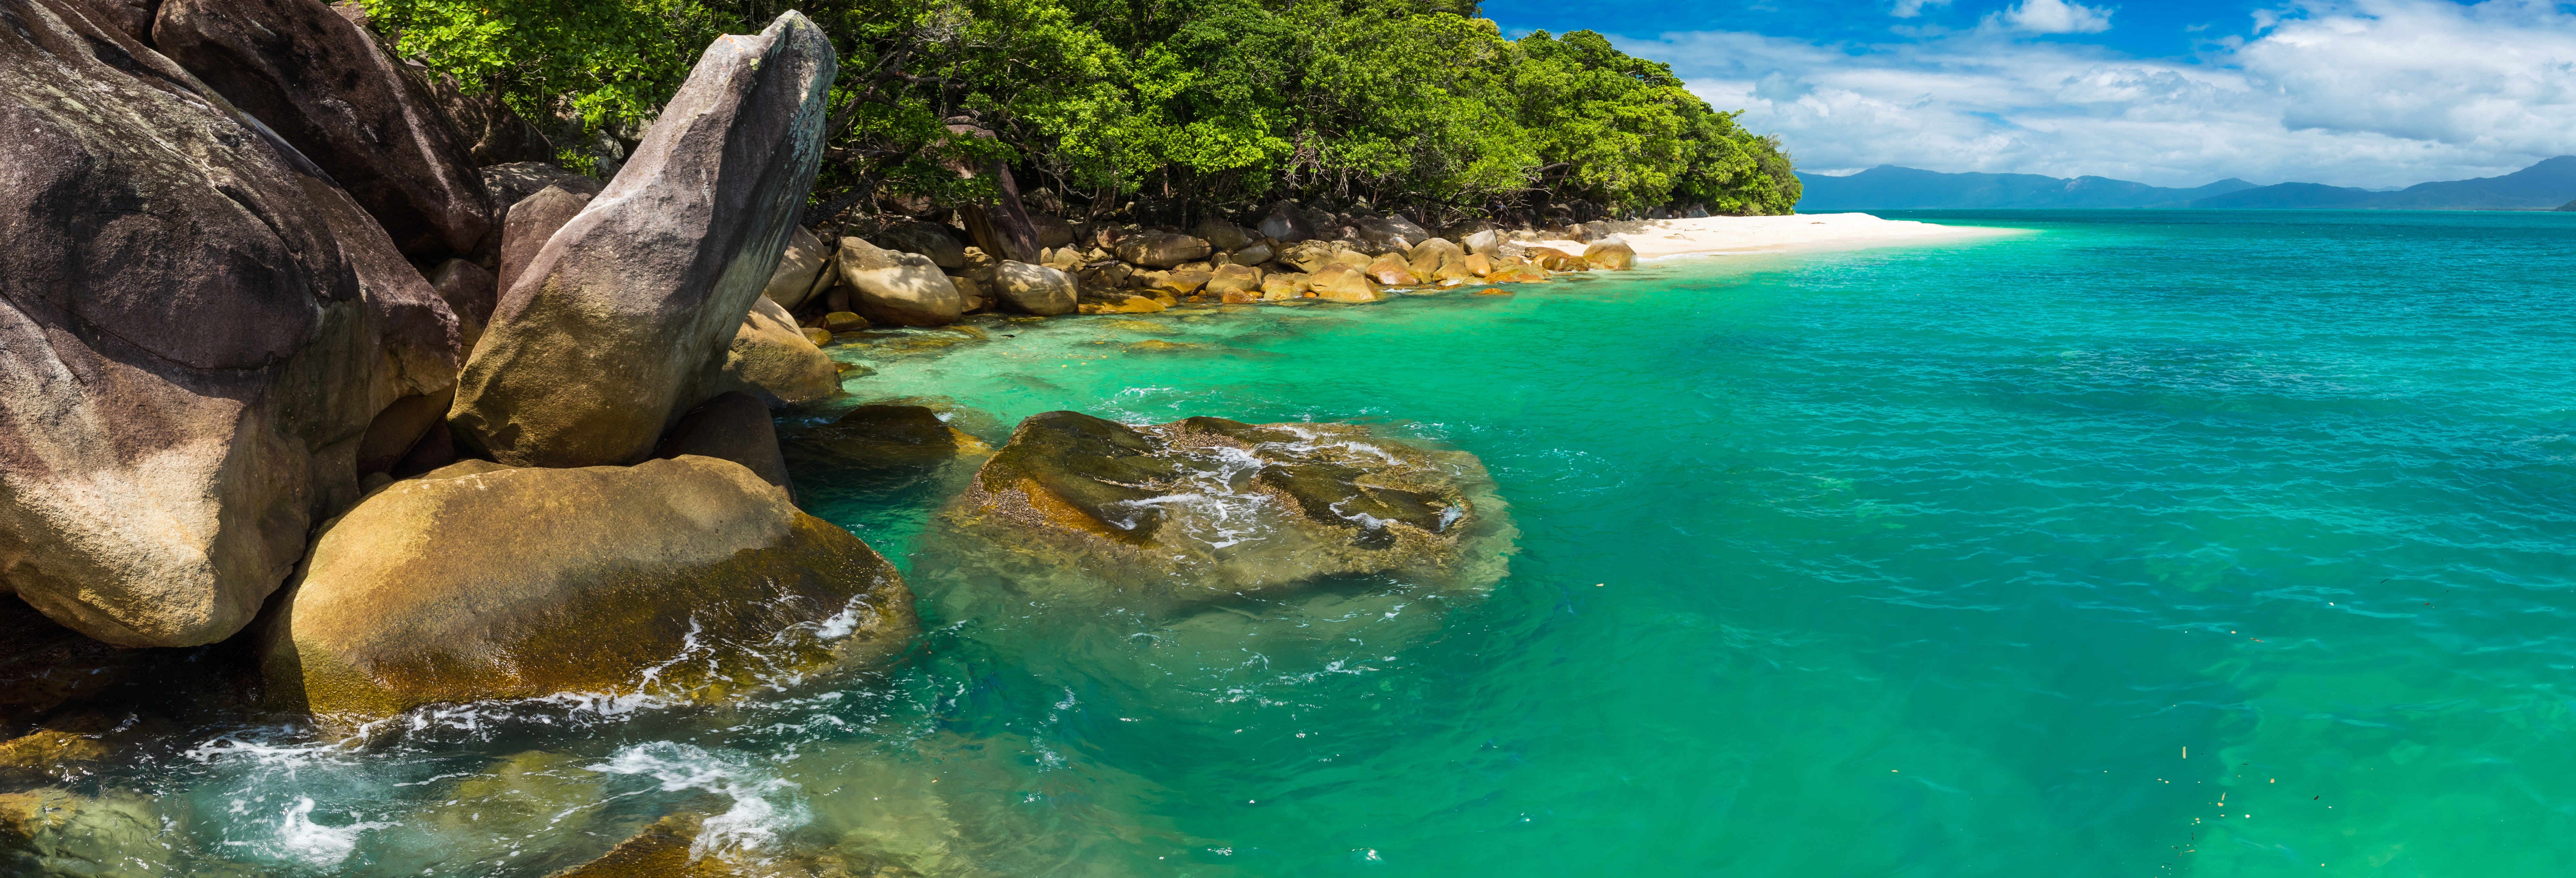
1531, 212, 2027, 260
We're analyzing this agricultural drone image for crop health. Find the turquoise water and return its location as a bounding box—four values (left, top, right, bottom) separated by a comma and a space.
80, 210, 2576, 875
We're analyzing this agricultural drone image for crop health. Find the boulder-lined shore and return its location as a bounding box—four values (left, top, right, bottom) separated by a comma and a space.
789, 208, 1638, 327
0, 0, 1541, 872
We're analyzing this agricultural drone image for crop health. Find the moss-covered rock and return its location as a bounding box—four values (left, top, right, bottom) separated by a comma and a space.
260, 456, 916, 724
930, 412, 1514, 612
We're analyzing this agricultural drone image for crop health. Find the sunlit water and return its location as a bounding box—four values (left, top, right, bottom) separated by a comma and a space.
51, 211, 2576, 876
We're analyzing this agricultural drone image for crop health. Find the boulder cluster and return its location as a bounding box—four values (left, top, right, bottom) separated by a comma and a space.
0, 0, 911, 732
785, 202, 1641, 328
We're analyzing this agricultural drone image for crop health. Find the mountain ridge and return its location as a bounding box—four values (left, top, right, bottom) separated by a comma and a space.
1799, 157, 2576, 211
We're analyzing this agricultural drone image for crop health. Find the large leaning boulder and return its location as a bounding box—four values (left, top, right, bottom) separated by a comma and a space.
0, 0, 460, 647
260, 456, 916, 723
449, 13, 835, 468
153, 0, 493, 260
928, 412, 1515, 612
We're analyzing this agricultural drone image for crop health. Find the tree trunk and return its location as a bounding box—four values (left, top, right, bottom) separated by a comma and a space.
963, 159, 1041, 263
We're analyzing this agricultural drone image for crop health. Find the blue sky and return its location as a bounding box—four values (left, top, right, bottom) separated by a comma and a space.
1483, 0, 2576, 188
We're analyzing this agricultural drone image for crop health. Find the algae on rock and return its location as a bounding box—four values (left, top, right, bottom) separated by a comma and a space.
925, 412, 1515, 614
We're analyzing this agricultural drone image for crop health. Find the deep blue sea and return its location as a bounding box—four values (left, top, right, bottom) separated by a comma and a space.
113, 210, 2576, 876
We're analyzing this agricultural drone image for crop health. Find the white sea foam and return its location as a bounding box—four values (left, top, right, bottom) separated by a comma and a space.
591, 741, 810, 860
272, 797, 388, 865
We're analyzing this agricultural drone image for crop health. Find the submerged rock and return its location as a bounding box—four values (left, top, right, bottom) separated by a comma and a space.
0, 0, 460, 647
450, 12, 834, 468
549, 810, 919, 878
260, 456, 916, 723
931, 412, 1513, 611
0, 788, 185, 876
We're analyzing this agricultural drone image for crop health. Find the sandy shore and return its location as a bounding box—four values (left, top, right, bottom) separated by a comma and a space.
1530, 212, 2025, 260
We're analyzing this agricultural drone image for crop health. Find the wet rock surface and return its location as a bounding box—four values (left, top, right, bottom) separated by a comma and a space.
930, 412, 1514, 610
260, 456, 916, 724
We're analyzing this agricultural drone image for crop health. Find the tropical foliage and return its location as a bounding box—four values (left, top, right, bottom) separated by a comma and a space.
361, 0, 1799, 223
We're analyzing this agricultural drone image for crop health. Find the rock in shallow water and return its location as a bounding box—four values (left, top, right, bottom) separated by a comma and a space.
260, 456, 916, 724
928, 412, 1514, 611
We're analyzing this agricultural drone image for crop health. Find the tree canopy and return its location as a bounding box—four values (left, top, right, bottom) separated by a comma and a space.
361, 0, 1800, 225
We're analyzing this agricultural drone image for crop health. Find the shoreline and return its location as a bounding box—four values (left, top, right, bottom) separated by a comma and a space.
1527, 212, 2028, 261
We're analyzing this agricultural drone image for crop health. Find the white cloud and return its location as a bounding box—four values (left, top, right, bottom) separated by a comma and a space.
1988, 0, 2115, 34
1890, 0, 1953, 18
1620, 0, 2576, 188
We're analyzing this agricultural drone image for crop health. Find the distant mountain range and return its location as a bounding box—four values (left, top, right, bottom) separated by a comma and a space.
1798, 156, 2576, 211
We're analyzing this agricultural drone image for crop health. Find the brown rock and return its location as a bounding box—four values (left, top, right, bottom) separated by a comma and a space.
1406, 237, 1466, 279
1204, 263, 1263, 298
1363, 254, 1419, 287
1584, 239, 1638, 270
1191, 219, 1259, 252
762, 225, 833, 311
837, 237, 961, 327
1114, 231, 1211, 269
824, 311, 870, 333
1229, 241, 1275, 266
783, 404, 986, 475
1107, 296, 1168, 314
802, 327, 833, 346
929, 413, 1514, 611
154, 0, 494, 259
429, 258, 498, 350
450, 14, 834, 469
716, 297, 838, 408
495, 185, 593, 308
1152, 267, 1213, 296
875, 220, 967, 269
479, 161, 601, 214
1, 0, 460, 646
260, 456, 916, 723
1029, 212, 1076, 249
1526, 246, 1586, 271
1259, 273, 1307, 301
1461, 252, 1495, 277
993, 260, 1078, 316
1312, 267, 1386, 303
655, 391, 794, 499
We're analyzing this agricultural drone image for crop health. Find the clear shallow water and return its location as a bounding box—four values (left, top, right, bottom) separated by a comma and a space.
63, 210, 2576, 876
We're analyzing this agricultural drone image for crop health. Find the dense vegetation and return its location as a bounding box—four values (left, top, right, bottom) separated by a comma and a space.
360, 0, 1799, 227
